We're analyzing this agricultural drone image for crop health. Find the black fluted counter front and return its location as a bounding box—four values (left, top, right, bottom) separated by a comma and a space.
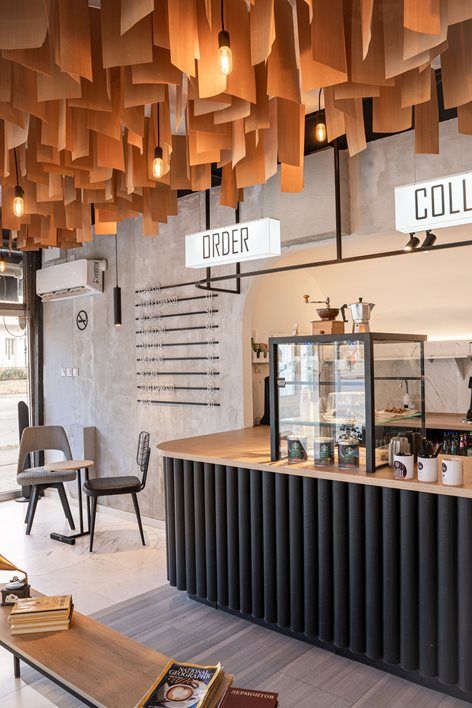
158, 428, 472, 702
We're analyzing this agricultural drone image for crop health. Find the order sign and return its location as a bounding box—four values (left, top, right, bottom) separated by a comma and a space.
185, 217, 281, 269
395, 171, 472, 233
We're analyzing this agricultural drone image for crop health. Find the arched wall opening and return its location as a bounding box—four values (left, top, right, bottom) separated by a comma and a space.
243, 225, 472, 426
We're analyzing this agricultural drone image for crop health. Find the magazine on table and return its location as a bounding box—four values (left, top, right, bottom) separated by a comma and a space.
136, 659, 223, 708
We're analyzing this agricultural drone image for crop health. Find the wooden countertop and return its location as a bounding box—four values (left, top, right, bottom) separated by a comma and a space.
157, 426, 472, 499
424, 413, 472, 431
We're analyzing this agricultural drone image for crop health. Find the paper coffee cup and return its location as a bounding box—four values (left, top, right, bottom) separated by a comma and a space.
441, 458, 463, 486
417, 456, 438, 483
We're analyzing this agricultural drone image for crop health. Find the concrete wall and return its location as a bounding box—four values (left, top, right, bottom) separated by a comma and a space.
43, 118, 472, 520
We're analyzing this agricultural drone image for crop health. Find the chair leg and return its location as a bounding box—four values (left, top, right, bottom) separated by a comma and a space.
26, 486, 40, 535
131, 493, 145, 546
57, 484, 75, 530
89, 497, 97, 552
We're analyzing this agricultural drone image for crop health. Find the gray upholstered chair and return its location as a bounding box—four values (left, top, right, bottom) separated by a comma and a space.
17, 426, 76, 535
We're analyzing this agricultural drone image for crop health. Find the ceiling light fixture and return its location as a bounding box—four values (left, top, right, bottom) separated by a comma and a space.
218, 0, 232, 76
12, 148, 24, 218
315, 88, 327, 143
421, 230, 437, 250
404, 233, 420, 251
152, 104, 164, 180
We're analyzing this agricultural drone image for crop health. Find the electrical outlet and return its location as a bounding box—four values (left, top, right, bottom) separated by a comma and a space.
72, 368, 79, 377
61, 368, 66, 377
66, 367, 72, 377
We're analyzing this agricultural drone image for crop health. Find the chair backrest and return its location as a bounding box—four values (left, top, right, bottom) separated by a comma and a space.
136, 431, 151, 490
17, 426, 72, 475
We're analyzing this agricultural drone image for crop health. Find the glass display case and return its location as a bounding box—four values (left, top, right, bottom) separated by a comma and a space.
269, 333, 426, 472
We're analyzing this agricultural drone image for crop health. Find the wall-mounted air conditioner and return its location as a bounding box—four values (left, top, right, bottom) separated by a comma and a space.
36, 259, 105, 302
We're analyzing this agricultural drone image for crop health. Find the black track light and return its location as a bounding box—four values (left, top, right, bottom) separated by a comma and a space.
404, 233, 420, 251
113, 235, 122, 328
421, 230, 437, 250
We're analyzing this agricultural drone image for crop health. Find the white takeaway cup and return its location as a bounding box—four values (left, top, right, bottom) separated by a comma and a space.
393, 453, 415, 480
417, 456, 438, 483
441, 458, 463, 486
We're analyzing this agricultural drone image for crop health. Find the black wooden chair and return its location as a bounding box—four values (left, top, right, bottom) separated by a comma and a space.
83, 431, 150, 552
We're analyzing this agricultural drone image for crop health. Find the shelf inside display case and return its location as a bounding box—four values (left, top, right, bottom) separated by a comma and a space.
269, 332, 426, 472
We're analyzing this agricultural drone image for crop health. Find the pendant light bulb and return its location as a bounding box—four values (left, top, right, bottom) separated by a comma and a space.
152, 146, 164, 179
315, 120, 327, 143
13, 185, 24, 218
0, 257, 6, 273
218, 30, 232, 75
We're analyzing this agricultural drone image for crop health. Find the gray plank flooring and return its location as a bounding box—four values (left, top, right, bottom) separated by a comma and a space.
16, 584, 471, 708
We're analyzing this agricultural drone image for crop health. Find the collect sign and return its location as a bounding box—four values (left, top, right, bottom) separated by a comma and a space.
185, 217, 281, 269
395, 171, 472, 233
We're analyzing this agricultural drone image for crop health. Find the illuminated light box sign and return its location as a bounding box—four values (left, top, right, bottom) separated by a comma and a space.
185, 217, 281, 269
395, 171, 472, 233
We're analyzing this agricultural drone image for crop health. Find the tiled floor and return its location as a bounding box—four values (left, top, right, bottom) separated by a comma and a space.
0, 496, 168, 706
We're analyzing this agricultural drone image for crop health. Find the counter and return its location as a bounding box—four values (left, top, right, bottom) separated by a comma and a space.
158, 423, 472, 703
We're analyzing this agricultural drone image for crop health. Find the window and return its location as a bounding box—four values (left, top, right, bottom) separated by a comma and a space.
5, 338, 15, 359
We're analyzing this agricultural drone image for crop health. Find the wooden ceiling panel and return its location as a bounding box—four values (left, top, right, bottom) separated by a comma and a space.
0, 0, 469, 248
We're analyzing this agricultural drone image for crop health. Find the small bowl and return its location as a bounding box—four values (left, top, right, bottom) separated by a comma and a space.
316, 307, 340, 321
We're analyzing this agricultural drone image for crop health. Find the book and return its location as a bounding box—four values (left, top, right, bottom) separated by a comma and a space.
217, 687, 278, 708
9, 595, 72, 617
136, 660, 223, 708
8, 596, 73, 636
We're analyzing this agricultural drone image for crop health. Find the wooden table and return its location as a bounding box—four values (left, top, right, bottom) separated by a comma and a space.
0, 596, 232, 708
47, 460, 94, 545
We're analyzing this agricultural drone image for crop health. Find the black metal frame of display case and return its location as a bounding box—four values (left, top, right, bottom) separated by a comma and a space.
269, 332, 427, 472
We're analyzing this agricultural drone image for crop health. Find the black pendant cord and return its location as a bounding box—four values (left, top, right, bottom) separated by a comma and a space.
221, 0, 225, 31
157, 103, 160, 148
318, 88, 322, 118
13, 147, 20, 185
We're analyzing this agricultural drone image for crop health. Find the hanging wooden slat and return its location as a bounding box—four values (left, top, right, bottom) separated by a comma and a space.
324, 86, 346, 141
196, 0, 226, 100
345, 98, 367, 156
277, 98, 301, 167
448, 0, 472, 25
350, 0, 392, 86
383, 0, 433, 79
58, 0, 92, 81
361, 0, 374, 59
281, 103, 305, 192
4, 34, 51, 77
404, 0, 441, 36
415, 70, 439, 153
311, 0, 347, 73
267, 0, 301, 103
373, 85, 413, 133
457, 101, 472, 134
121, 0, 154, 36
250, 0, 275, 66
441, 19, 472, 108
399, 67, 432, 107
297, 0, 347, 90
168, 0, 199, 77
403, 0, 448, 61
101, 0, 153, 69
220, 163, 242, 208
0, 0, 48, 50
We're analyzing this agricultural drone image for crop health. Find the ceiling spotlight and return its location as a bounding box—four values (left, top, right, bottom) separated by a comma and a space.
421, 230, 437, 250
404, 233, 420, 251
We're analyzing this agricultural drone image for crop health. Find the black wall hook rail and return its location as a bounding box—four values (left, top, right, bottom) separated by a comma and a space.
136, 324, 218, 334
137, 371, 220, 376
136, 356, 220, 362
135, 294, 218, 304
135, 309, 219, 321
136, 341, 220, 348
137, 385, 220, 391
138, 399, 221, 407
